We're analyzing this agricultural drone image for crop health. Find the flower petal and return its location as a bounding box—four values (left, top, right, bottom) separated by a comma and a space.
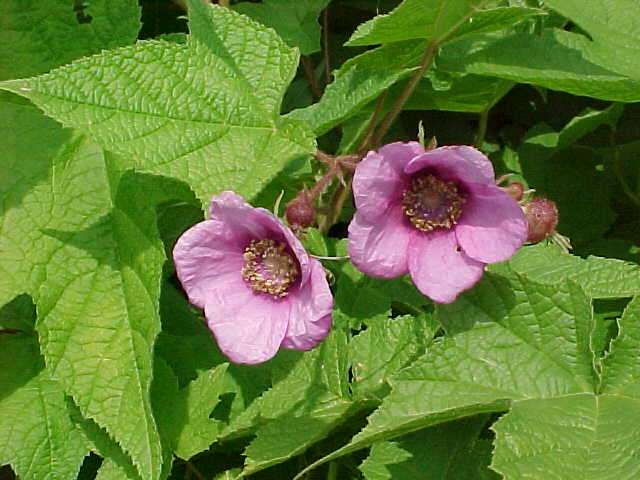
204, 277, 289, 364
173, 219, 245, 309
456, 183, 528, 263
408, 230, 485, 304
208, 190, 250, 218
347, 205, 412, 278
208, 191, 311, 284
281, 259, 333, 351
405, 146, 495, 185
353, 142, 422, 221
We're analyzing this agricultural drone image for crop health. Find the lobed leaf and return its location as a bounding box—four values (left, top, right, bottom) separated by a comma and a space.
0, 3, 315, 208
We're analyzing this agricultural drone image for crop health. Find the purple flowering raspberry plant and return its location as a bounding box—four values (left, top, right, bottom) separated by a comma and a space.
1, 0, 639, 479
348, 142, 527, 303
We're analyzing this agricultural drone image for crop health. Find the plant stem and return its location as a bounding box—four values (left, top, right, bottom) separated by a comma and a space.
218, 0, 230, 6
357, 92, 388, 153
301, 57, 322, 100
475, 108, 489, 147
372, 41, 438, 146
323, 8, 331, 84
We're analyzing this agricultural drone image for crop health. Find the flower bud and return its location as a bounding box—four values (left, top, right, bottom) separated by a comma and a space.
523, 197, 558, 243
503, 181, 524, 202
285, 193, 316, 229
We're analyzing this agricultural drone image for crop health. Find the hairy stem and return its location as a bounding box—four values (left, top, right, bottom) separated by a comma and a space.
372, 41, 439, 146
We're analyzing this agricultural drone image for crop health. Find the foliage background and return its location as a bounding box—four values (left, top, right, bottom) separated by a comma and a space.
1, 0, 639, 479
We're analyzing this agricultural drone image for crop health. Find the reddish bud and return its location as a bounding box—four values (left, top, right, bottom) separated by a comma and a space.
285, 193, 316, 229
503, 181, 524, 202
523, 197, 558, 243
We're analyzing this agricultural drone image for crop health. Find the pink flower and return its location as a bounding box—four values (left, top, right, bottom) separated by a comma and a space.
173, 192, 333, 364
348, 142, 527, 304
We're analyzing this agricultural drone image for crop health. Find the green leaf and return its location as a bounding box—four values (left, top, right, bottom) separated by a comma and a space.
72, 358, 185, 480
156, 285, 275, 423
0, 93, 195, 480
405, 74, 513, 113
545, 0, 640, 80
337, 73, 513, 151
0, 294, 36, 332
496, 244, 640, 300
333, 243, 429, 329
95, 459, 137, 480
287, 40, 424, 135
439, 29, 640, 102
242, 401, 355, 476
0, 3, 315, 208
223, 330, 351, 441
234, 0, 330, 55
359, 441, 412, 480
350, 314, 436, 399
492, 393, 640, 479
0, 335, 88, 480
346, 1, 541, 46
288, 5, 538, 135
0, 94, 72, 306
35, 165, 193, 480
1, 92, 179, 480
173, 364, 229, 460
293, 275, 596, 478
359, 416, 498, 480
554, 104, 623, 149
600, 296, 640, 396
0, 0, 141, 80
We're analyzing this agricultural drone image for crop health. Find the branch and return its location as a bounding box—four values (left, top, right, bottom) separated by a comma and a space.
357, 92, 388, 153
372, 41, 439, 146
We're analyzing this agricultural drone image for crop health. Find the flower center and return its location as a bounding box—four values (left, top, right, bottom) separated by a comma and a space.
401, 174, 465, 232
241, 239, 299, 298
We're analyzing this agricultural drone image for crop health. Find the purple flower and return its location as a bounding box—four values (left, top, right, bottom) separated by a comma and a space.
348, 142, 527, 303
173, 192, 333, 364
